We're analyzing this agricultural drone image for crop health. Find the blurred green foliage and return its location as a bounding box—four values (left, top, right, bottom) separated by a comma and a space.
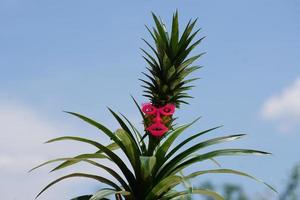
279, 164, 300, 200
198, 163, 300, 200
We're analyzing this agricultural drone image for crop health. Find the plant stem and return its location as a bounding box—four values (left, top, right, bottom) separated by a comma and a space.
147, 135, 160, 156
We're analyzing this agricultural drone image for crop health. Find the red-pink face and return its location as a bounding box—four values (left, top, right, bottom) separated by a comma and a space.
142, 103, 175, 137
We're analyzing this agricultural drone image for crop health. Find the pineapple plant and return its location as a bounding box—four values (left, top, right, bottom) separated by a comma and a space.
31, 11, 275, 200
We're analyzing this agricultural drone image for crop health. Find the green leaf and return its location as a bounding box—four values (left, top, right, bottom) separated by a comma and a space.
130, 96, 145, 121
50, 142, 119, 172
141, 45, 160, 68
154, 118, 200, 172
139, 79, 156, 89
64, 111, 125, 150
160, 188, 224, 200
145, 25, 157, 43
29, 153, 109, 172
142, 55, 160, 73
140, 156, 156, 181
108, 108, 140, 152
179, 66, 201, 79
46, 136, 106, 149
90, 188, 130, 200
177, 54, 204, 72
177, 28, 201, 59
121, 113, 147, 154
185, 169, 277, 193
142, 72, 160, 89
148, 167, 275, 200
176, 39, 205, 65
158, 134, 246, 178
78, 159, 131, 192
35, 173, 121, 199
152, 13, 169, 47
70, 195, 93, 200
179, 38, 205, 63
210, 158, 222, 167
170, 149, 271, 176
167, 65, 176, 80
37, 157, 131, 192
115, 128, 140, 172
146, 174, 225, 200
142, 37, 160, 60
170, 11, 179, 53
45, 135, 136, 191
145, 175, 182, 200
179, 171, 192, 199
178, 19, 197, 51
165, 126, 222, 161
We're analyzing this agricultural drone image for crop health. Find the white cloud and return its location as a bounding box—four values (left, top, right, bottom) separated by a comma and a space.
0, 101, 118, 199
261, 77, 300, 133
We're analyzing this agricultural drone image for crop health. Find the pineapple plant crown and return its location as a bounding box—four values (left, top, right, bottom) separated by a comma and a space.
31, 11, 276, 200
141, 11, 205, 108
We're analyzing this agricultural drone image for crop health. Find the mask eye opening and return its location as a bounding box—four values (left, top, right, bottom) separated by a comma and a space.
142, 103, 157, 115
160, 104, 175, 116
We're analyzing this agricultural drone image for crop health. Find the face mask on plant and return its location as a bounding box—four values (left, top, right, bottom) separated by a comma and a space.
142, 103, 175, 137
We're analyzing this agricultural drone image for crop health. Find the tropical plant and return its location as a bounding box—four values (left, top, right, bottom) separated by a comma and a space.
31, 11, 275, 200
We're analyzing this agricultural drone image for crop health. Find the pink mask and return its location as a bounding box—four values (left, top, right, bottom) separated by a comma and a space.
142, 103, 175, 137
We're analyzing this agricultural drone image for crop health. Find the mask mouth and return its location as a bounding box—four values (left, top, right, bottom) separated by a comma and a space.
147, 123, 168, 137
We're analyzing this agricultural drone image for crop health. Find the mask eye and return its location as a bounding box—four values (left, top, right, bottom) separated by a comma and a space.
142, 103, 157, 115
160, 104, 175, 116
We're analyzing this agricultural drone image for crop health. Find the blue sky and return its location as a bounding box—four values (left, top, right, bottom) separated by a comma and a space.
1, 0, 300, 199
